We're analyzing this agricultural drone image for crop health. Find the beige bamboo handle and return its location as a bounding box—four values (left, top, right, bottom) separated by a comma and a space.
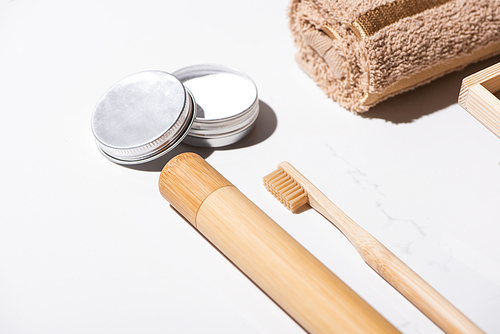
311, 192, 484, 334
159, 153, 400, 334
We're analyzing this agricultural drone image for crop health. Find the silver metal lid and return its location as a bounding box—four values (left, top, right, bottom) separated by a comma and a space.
91, 71, 196, 164
173, 64, 259, 147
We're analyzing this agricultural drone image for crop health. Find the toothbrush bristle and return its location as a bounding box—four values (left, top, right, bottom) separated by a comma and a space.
263, 167, 309, 213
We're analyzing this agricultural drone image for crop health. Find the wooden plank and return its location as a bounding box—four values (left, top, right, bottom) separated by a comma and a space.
459, 62, 500, 139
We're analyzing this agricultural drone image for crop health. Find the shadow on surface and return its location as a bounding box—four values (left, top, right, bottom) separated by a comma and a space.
125, 100, 277, 172
362, 55, 500, 124
217, 100, 277, 151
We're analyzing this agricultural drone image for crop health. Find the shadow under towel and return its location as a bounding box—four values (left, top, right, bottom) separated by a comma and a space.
289, 0, 500, 112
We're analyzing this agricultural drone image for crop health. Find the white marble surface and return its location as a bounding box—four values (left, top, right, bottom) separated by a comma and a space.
1, 0, 500, 333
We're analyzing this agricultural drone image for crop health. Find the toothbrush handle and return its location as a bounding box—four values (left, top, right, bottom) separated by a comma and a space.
362, 241, 483, 334
313, 198, 484, 334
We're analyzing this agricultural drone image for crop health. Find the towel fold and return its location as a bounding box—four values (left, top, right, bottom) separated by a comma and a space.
289, 0, 500, 112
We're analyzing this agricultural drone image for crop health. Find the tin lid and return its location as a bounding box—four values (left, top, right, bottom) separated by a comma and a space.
91, 64, 259, 164
91, 71, 196, 164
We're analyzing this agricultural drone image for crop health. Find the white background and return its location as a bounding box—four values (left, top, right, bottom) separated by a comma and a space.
1, 0, 499, 333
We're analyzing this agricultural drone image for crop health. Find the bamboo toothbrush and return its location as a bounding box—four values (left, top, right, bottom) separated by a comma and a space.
263, 161, 484, 334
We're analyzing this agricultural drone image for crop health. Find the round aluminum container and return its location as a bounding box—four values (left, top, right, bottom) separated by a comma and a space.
91, 71, 196, 164
173, 64, 259, 147
91, 64, 259, 164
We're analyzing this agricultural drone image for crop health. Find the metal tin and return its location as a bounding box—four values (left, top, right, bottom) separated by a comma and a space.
173, 64, 259, 147
91, 64, 259, 164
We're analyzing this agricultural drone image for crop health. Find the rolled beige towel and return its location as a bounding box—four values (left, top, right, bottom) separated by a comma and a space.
289, 0, 500, 112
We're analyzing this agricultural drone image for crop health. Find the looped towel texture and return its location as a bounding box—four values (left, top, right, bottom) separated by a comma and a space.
289, 0, 500, 112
